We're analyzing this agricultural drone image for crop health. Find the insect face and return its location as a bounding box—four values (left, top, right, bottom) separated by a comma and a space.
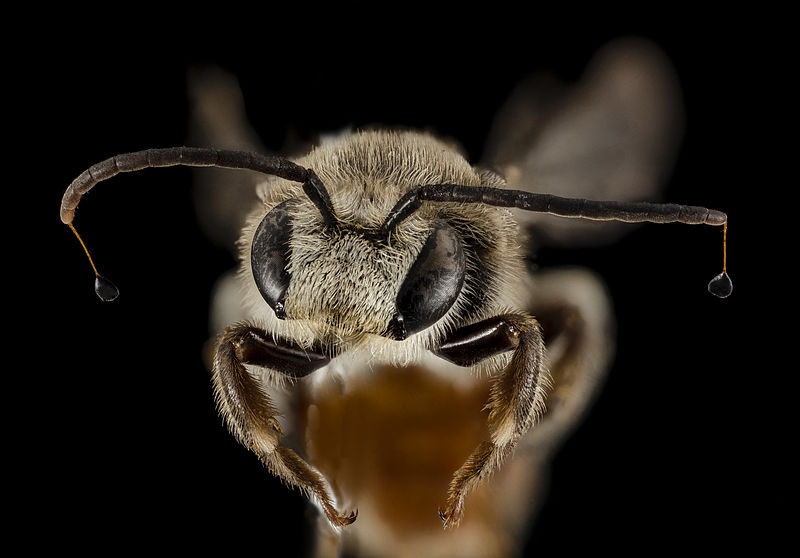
243, 131, 523, 351
253, 199, 426, 340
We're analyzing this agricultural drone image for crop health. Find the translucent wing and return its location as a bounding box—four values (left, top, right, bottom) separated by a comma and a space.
187, 66, 270, 253
482, 37, 684, 246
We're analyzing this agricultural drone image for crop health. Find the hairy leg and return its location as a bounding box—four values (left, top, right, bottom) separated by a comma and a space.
435, 313, 549, 527
212, 323, 357, 528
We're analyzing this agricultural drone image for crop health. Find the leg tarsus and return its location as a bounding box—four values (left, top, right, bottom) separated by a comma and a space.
266, 445, 357, 528
438, 440, 516, 528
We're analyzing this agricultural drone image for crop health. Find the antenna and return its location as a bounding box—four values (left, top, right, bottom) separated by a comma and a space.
61, 147, 338, 301
63, 147, 732, 300
382, 183, 732, 297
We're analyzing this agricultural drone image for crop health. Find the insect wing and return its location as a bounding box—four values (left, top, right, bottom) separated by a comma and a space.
482, 37, 684, 247
187, 67, 272, 254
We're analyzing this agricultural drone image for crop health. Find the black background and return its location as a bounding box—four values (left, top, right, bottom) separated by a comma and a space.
15, 12, 768, 557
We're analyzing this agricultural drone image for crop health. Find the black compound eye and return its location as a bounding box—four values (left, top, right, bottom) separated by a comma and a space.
392, 221, 465, 338
251, 200, 295, 319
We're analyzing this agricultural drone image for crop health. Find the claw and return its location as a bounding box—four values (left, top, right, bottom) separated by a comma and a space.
328, 507, 358, 528
343, 509, 358, 525
266, 416, 283, 435
437, 501, 463, 529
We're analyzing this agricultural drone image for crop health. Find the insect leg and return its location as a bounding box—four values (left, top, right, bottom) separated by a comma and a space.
212, 323, 357, 528
434, 314, 549, 528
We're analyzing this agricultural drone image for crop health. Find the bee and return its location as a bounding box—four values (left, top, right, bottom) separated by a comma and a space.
59, 38, 731, 557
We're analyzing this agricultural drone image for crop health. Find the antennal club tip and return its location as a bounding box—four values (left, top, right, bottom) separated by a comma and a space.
707, 272, 732, 298
94, 275, 120, 302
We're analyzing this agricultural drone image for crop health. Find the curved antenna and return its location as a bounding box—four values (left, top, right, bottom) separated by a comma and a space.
61, 147, 337, 224
61, 147, 338, 300
381, 183, 731, 297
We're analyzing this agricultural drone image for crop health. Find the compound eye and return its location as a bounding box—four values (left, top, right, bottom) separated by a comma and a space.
251, 200, 295, 319
393, 221, 465, 338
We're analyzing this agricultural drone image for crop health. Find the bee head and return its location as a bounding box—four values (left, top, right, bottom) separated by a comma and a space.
250, 190, 466, 340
